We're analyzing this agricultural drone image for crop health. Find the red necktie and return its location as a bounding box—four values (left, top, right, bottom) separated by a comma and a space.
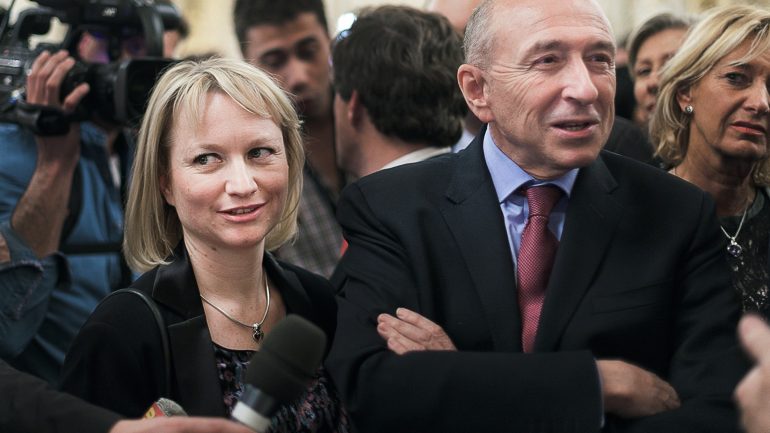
517, 185, 562, 353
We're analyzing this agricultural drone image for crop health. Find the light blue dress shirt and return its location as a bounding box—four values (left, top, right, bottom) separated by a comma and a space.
482, 129, 579, 268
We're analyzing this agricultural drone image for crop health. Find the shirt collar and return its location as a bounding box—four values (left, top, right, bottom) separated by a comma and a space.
380, 146, 452, 171
483, 128, 579, 203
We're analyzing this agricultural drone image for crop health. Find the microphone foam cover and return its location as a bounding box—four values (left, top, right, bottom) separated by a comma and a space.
245, 315, 327, 404
156, 398, 187, 416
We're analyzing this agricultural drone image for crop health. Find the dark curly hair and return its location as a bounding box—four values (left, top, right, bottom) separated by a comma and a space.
332, 5, 466, 148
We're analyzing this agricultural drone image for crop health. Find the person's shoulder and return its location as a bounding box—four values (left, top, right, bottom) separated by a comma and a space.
363, 152, 456, 186
598, 150, 710, 205
275, 259, 334, 298
348, 152, 459, 204
89, 268, 166, 328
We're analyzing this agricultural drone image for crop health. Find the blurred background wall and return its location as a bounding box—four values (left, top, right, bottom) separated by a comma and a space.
165, 0, 770, 59
2, 0, 770, 58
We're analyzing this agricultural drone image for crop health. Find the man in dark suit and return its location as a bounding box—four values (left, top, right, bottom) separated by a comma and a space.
326, 0, 747, 432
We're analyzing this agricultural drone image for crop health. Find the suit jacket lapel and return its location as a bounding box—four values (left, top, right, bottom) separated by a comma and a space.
535, 153, 622, 352
151, 244, 226, 417
264, 254, 315, 320
442, 130, 521, 352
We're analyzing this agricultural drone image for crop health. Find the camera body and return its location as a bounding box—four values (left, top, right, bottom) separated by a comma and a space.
0, 0, 180, 133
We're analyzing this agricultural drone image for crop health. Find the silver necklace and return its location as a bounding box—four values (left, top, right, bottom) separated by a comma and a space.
200, 272, 270, 342
721, 205, 749, 258
671, 166, 751, 258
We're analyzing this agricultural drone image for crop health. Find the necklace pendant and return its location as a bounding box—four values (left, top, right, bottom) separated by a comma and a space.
252, 324, 265, 342
727, 239, 743, 258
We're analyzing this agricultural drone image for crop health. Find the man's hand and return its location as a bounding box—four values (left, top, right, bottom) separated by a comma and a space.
597, 359, 680, 418
25, 49, 89, 162
26, 50, 90, 113
10, 50, 91, 258
377, 307, 457, 354
110, 417, 254, 433
735, 315, 770, 433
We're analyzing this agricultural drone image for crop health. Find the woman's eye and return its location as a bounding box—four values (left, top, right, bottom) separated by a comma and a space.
725, 72, 748, 85
193, 154, 218, 165
249, 148, 274, 159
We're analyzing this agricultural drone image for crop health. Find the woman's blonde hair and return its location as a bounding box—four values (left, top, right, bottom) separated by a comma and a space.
124, 57, 305, 272
650, 4, 770, 185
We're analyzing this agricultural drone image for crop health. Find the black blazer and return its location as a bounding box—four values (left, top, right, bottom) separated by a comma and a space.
327, 131, 748, 433
60, 243, 337, 418
1, 360, 120, 433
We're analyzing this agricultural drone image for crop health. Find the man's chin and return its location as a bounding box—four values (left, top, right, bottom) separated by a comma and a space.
555, 145, 603, 169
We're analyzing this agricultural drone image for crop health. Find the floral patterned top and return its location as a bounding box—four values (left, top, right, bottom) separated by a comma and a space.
213, 344, 350, 433
720, 188, 770, 319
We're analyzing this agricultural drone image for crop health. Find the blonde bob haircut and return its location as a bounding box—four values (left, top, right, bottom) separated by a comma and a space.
124, 57, 305, 272
651, 4, 770, 186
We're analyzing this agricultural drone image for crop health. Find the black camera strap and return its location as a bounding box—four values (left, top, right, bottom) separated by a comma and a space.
14, 99, 79, 136
59, 129, 133, 288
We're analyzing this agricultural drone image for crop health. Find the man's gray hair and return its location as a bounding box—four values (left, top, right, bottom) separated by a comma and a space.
463, 0, 495, 68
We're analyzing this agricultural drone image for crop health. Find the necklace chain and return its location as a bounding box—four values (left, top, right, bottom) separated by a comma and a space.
670, 165, 751, 258
200, 272, 270, 342
721, 204, 749, 258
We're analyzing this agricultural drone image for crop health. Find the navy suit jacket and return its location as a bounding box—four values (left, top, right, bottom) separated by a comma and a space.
327, 129, 748, 433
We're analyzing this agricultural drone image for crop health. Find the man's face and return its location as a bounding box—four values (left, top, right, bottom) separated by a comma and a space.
243, 13, 332, 119
476, 0, 616, 179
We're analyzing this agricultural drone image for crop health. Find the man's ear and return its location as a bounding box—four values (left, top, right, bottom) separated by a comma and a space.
347, 90, 364, 127
458, 64, 494, 123
159, 174, 174, 207
676, 86, 692, 111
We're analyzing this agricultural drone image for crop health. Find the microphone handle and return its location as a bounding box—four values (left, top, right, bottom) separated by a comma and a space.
231, 385, 281, 432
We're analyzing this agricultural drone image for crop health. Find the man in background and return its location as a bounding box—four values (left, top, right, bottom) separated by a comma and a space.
426, 0, 484, 152
331, 6, 466, 179
0, 4, 183, 381
233, 0, 342, 277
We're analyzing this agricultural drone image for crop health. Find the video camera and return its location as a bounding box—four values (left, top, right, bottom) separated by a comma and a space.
0, 0, 180, 134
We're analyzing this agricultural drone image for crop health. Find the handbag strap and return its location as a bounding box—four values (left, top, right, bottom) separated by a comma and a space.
102, 288, 172, 396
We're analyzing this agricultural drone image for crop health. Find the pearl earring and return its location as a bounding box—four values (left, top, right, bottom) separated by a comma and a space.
684, 105, 694, 114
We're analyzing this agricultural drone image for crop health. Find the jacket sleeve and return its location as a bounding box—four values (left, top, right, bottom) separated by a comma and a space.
326, 183, 603, 433
0, 220, 69, 359
0, 124, 71, 358
0, 359, 121, 433
609, 192, 748, 433
60, 293, 166, 418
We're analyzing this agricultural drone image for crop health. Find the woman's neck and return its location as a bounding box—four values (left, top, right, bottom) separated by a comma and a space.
184, 238, 265, 303
673, 157, 756, 217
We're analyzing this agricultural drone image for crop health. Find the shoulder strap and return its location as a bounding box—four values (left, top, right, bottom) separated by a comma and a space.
60, 163, 83, 246
102, 288, 172, 397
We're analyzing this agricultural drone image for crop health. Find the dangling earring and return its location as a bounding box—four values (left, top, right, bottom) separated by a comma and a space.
684, 105, 694, 114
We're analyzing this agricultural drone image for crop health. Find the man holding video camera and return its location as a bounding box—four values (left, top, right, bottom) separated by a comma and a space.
0, 4, 173, 383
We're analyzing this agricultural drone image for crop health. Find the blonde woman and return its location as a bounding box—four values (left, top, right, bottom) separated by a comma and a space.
651, 5, 770, 318
60, 58, 348, 432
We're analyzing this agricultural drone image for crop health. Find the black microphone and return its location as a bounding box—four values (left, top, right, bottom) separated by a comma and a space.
231, 314, 327, 432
